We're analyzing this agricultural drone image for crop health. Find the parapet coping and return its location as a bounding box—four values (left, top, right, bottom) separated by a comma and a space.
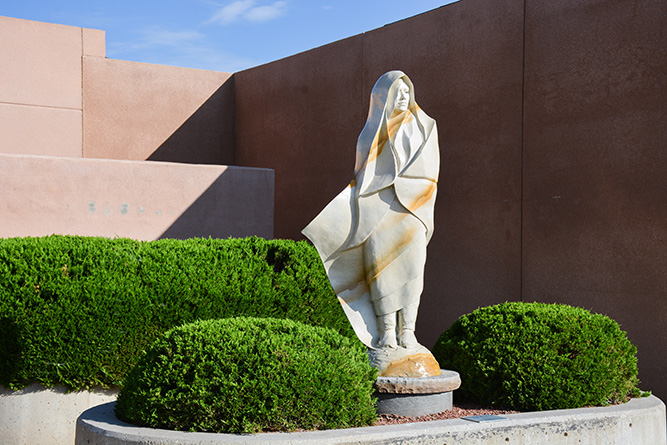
76, 395, 667, 445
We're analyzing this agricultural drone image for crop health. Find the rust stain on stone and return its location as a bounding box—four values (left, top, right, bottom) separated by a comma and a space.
380, 353, 441, 377
366, 223, 417, 283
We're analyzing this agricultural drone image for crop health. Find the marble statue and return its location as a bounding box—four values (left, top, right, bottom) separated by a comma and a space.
302, 70, 441, 377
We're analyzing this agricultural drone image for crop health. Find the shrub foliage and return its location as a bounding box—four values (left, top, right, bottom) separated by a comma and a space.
0, 235, 351, 390
433, 302, 641, 411
115, 317, 377, 433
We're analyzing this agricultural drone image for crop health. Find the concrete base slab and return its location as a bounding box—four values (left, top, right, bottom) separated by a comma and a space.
76, 396, 666, 445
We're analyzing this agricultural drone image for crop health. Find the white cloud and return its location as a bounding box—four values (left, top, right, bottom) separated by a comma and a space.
207, 0, 255, 25
207, 0, 288, 25
107, 26, 258, 72
244, 1, 287, 22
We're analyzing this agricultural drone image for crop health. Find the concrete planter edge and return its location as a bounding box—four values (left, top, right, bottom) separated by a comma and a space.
76, 396, 667, 445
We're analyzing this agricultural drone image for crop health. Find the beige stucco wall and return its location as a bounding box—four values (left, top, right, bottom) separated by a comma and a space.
0, 15, 235, 165
83, 57, 234, 164
0, 16, 104, 158
0, 15, 261, 242
0, 153, 273, 240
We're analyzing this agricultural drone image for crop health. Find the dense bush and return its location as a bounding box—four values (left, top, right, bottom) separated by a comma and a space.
0, 235, 351, 390
115, 317, 377, 433
433, 302, 642, 411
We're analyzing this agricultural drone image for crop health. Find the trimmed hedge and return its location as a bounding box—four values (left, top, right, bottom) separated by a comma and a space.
432, 302, 642, 411
115, 317, 377, 433
0, 235, 351, 390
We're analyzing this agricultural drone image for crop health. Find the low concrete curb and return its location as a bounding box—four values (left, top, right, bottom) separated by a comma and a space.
76, 395, 666, 445
0, 384, 118, 445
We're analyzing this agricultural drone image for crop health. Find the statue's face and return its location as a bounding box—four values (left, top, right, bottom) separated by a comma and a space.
394, 79, 410, 112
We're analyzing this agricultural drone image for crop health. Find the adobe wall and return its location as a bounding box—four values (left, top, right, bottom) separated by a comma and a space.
0, 16, 251, 242
0, 15, 235, 165
235, 0, 667, 398
522, 0, 667, 399
83, 57, 235, 164
0, 153, 273, 240
235, 0, 524, 358
1, 0, 664, 399
0, 16, 104, 158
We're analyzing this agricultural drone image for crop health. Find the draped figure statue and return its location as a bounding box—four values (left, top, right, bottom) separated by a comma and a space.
303, 70, 440, 376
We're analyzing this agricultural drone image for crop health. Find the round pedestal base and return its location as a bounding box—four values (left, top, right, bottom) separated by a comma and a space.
374, 369, 461, 417
376, 390, 453, 417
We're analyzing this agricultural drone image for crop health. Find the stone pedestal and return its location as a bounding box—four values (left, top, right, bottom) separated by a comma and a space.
374, 369, 461, 417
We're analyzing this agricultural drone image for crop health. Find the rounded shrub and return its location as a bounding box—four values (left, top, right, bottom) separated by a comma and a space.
432, 302, 642, 411
0, 235, 352, 390
114, 317, 377, 433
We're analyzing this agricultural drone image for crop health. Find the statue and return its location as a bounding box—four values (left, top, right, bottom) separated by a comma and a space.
303, 70, 441, 377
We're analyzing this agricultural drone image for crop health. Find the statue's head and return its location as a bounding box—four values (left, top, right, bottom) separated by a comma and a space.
355, 70, 422, 174
378, 72, 416, 119
393, 79, 410, 112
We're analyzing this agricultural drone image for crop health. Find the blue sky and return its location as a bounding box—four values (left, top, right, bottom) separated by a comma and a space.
3, 1, 458, 73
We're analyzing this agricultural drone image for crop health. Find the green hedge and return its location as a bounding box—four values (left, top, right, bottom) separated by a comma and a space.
0, 235, 351, 390
115, 317, 377, 433
433, 302, 642, 411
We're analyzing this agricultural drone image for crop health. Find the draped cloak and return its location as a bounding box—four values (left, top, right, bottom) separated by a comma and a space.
302, 71, 439, 349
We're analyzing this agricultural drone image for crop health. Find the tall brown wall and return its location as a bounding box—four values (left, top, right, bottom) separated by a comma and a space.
235, 0, 667, 398
235, 0, 524, 356
522, 0, 667, 401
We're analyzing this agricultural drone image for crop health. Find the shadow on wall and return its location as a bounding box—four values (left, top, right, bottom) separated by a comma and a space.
148, 77, 235, 165
158, 166, 274, 240
0, 152, 272, 241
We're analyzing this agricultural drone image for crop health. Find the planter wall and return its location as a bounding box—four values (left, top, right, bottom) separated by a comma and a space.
76, 396, 666, 445
0, 384, 118, 445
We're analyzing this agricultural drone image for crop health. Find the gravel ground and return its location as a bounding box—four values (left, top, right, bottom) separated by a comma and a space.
374, 403, 519, 426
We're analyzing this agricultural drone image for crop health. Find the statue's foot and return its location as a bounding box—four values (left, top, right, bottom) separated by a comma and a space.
378, 330, 398, 348
398, 329, 419, 348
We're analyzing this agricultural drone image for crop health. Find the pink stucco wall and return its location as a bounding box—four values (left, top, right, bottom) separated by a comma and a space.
0, 15, 235, 165
0, 16, 104, 158
83, 58, 234, 164
0, 15, 265, 242
0, 153, 273, 240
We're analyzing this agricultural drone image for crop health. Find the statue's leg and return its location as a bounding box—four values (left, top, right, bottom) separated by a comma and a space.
377, 312, 398, 348
398, 300, 420, 347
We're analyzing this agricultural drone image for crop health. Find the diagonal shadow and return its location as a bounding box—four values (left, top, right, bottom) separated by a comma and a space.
148, 75, 236, 165
159, 167, 274, 240
145, 74, 274, 240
